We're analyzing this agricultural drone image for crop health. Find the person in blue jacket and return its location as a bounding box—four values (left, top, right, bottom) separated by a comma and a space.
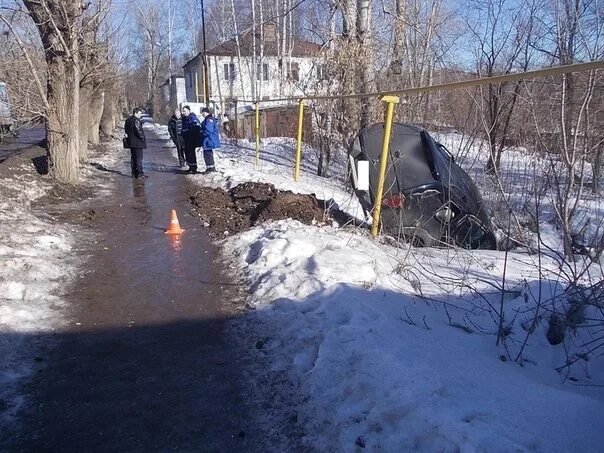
180, 105, 202, 174
200, 107, 220, 174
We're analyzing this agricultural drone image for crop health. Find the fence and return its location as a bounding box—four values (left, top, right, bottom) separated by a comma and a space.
225, 104, 312, 142
239, 60, 603, 238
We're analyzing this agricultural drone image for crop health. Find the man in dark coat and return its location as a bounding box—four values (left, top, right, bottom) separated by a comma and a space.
168, 108, 185, 167
200, 107, 220, 174
180, 105, 202, 174
124, 107, 147, 178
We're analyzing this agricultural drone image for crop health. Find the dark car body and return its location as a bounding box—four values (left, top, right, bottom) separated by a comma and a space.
350, 123, 497, 249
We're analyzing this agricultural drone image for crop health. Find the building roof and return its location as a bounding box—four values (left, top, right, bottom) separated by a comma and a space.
183, 27, 321, 67
160, 74, 184, 86
208, 33, 322, 57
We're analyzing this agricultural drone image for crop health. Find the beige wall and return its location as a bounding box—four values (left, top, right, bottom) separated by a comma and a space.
183, 55, 320, 105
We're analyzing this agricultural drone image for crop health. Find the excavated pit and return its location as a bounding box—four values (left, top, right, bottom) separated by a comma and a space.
188, 181, 352, 238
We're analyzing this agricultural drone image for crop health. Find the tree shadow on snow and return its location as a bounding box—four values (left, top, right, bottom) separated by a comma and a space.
31, 155, 48, 175
89, 162, 130, 178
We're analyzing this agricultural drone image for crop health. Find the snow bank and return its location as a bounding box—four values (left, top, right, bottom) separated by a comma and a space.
156, 124, 603, 450
225, 220, 604, 451
0, 171, 73, 422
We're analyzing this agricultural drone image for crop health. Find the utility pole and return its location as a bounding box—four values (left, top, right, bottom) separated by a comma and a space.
168, 0, 173, 75
199, 0, 210, 104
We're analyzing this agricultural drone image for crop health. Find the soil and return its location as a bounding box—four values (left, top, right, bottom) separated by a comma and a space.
188, 181, 353, 238
0, 143, 46, 178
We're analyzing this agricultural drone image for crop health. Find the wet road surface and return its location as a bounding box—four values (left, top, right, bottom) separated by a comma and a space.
2, 129, 267, 451
0, 126, 45, 163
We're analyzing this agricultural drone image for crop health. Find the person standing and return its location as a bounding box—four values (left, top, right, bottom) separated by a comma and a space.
200, 107, 220, 174
124, 107, 147, 179
180, 105, 202, 174
168, 108, 185, 167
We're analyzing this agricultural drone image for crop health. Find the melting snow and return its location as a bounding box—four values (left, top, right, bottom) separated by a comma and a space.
164, 126, 604, 451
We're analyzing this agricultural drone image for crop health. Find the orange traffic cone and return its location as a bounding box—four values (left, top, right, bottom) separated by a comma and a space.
165, 209, 185, 235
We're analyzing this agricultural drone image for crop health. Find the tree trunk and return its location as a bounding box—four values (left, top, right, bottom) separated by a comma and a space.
23, 0, 82, 184
100, 90, 115, 135
47, 55, 80, 183
356, 0, 373, 129
88, 89, 104, 144
79, 83, 92, 160
593, 143, 602, 193
392, 0, 405, 71
342, 0, 357, 37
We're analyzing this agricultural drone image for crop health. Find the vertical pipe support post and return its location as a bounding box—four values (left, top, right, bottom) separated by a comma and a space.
371, 95, 400, 237
201, 63, 207, 104
255, 102, 260, 168
294, 99, 306, 182
234, 100, 239, 139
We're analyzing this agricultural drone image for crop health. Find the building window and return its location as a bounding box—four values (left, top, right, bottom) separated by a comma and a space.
256, 63, 269, 81
188, 71, 194, 88
223, 63, 236, 81
316, 64, 326, 80
287, 62, 299, 82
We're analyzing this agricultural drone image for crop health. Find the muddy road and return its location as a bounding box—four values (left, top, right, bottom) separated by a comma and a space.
1, 128, 291, 452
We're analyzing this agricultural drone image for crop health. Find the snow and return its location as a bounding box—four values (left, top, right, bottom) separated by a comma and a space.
0, 173, 73, 423
1, 117, 598, 447
226, 221, 604, 451
161, 126, 604, 451
0, 139, 122, 424
436, 131, 604, 250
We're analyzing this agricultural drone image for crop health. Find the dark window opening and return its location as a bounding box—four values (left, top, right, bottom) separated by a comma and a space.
223, 63, 236, 81
256, 63, 269, 81
316, 64, 326, 80
287, 62, 300, 82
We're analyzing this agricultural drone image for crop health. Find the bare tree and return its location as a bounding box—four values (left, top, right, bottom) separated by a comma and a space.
78, 1, 113, 159
20, 0, 84, 183
356, 0, 375, 129
466, 0, 535, 173
0, 9, 46, 124
133, 1, 170, 116
531, 0, 603, 258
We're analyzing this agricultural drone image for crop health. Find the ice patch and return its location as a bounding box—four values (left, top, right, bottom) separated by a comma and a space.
0, 282, 26, 300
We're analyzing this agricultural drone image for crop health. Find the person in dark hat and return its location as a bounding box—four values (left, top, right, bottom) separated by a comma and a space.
180, 105, 202, 174
168, 108, 185, 167
200, 107, 220, 174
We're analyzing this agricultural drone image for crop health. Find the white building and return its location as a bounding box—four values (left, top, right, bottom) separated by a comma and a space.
182, 24, 323, 112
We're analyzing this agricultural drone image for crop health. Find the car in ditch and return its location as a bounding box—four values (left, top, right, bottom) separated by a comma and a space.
349, 123, 497, 250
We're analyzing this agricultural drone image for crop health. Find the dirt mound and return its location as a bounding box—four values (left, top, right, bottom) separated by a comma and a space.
188, 182, 351, 238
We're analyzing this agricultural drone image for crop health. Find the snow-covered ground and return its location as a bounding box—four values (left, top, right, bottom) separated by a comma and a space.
437, 132, 604, 250
0, 140, 122, 425
226, 222, 604, 451
157, 124, 604, 451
